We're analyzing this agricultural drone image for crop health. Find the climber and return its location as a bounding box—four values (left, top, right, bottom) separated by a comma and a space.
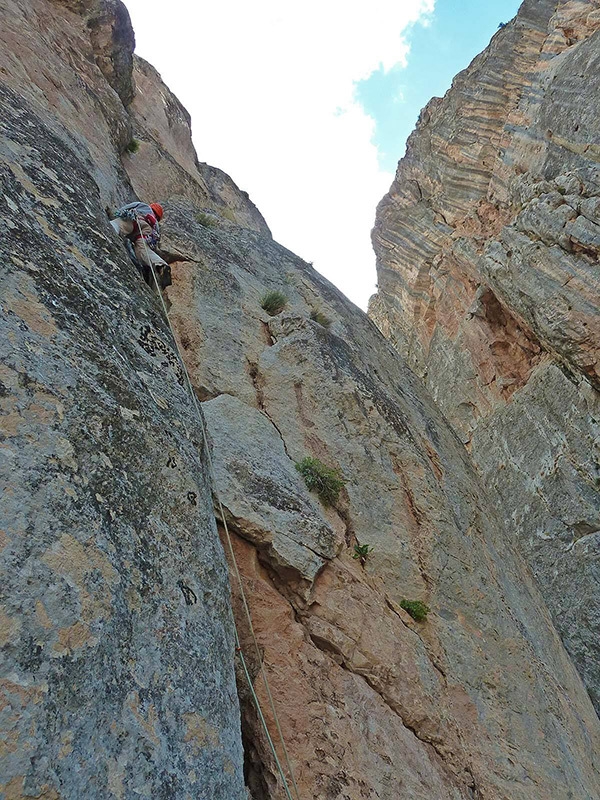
110, 201, 171, 288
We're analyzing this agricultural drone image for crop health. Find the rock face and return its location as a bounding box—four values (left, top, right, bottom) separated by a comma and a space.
2, 2, 600, 800
154, 124, 600, 800
0, 2, 246, 798
372, 0, 600, 712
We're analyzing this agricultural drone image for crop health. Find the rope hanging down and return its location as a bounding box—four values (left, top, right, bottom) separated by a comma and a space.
135, 224, 301, 800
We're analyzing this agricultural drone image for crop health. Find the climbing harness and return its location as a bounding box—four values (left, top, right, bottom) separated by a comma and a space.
135, 224, 301, 800
143, 222, 160, 250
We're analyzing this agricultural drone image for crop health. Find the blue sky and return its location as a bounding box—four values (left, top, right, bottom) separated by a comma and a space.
357, 0, 522, 172
124, 0, 522, 308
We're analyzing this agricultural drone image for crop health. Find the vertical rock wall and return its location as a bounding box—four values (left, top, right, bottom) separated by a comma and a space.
0, 1, 246, 797
372, 0, 600, 711
2, 0, 600, 798
154, 191, 600, 797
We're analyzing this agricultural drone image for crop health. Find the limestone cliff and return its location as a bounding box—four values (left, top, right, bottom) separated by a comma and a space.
2, 2, 600, 800
0, 1, 247, 798
372, 0, 600, 714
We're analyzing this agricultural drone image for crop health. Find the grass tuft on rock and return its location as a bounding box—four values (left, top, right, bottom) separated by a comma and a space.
296, 456, 345, 506
310, 309, 332, 328
400, 599, 430, 622
195, 211, 220, 228
221, 207, 236, 223
260, 290, 287, 316
124, 138, 140, 154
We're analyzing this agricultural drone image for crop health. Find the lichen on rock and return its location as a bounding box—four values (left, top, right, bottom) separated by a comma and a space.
2, 0, 600, 798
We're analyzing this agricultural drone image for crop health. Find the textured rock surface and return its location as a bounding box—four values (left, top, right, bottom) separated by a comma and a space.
203, 395, 337, 598
372, 0, 600, 711
2, 0, 600, 798
0, 2, 246, 798
158, 189, 600, 796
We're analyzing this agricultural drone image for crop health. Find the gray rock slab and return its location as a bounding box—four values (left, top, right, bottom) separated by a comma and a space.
0, 71, 246, 800
202, 393, 337, 594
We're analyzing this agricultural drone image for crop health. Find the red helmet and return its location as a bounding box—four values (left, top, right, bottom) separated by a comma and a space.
150, 203, 164, 221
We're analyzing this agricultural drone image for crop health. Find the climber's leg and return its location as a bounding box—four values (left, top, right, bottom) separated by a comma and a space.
133, 238, 168, 272
133, 238, 171, 288
110, 218, 134, 237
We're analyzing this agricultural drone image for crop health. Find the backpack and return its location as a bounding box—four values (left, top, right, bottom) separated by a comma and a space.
116, 203, 160, 248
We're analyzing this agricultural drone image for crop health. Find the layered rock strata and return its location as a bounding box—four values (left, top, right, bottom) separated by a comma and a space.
2, 1, 600, 800
372, 0, 600, 711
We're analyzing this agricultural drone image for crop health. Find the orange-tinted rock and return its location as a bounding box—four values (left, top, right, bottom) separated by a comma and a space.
371, 0, 600, 710
3, 1, 600, 798
156, 188, 600, 796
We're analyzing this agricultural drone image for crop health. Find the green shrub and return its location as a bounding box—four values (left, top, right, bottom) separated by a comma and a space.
124, 138, 140, 154
195, 211, 220, 228
310, 309, 331, 328
260, 290, 287, 316
400, 599, 430, 622
352, 543, 373, 564
295, 456, 345, 506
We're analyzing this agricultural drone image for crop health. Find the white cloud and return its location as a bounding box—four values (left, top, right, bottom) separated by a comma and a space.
123, 0, 434, 308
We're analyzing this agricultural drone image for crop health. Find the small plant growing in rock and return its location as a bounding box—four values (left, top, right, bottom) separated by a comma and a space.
296, 456, 345, 506
400, 599, 430, 622
124, 138, 140, 154
195, 211, 220, 228
261, 290, 287, 316
310, 309, 332, 328
221, 207, 236, 223
352, 542, 373, 566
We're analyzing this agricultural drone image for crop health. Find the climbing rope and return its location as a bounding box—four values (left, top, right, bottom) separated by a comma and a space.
135, 222, 301, 800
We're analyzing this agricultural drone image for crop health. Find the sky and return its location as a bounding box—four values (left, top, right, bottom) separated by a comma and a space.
123, 0, 522, 309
